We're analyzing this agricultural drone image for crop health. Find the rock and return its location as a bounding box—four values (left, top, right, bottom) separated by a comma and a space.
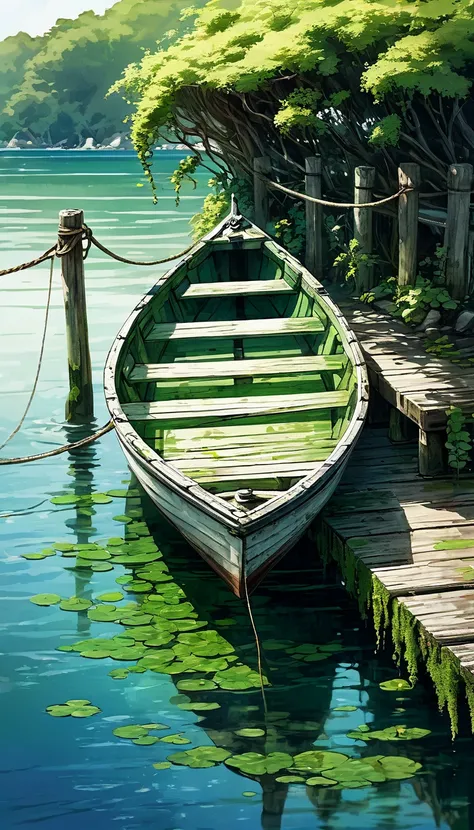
416, 309, 441, 332
7, 130, 37, 149
373, 300, 397, 315
79, 137, 96, 150
455, 309, 474, 333
455, 336, 474, 349
425, 327, 441, 341
100, 132, 133, 150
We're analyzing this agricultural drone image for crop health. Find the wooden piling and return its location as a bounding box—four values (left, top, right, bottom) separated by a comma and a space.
353, 166, 376, 292
59, 209, 94, 423
398, 163, 420, 287
305, 156, 323, 280
253, 156, 271, 230
445, 163, 473, 301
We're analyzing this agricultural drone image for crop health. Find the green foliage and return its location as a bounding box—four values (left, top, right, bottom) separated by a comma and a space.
190, 173, 253, 239
170, 155, 200, 205
116, 0, 474, 198
361, 247, 458, 324
0, 0, 204, 145
274, 204, 306, 255
446, 406, 473, 473
333, 239, 379, 286
424, 335, 460, 360
274, 89, 326, 135
368, 114, 401, 148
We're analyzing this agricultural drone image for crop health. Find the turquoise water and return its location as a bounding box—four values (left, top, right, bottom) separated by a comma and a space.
0, 151, 472, 830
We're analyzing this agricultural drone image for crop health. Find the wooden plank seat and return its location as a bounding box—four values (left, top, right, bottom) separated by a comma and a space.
122, 390, 350, 423
179, 280, 295, 299
129, 355, 345, 382
147, 316, 324, 342
170, 457, 325, 484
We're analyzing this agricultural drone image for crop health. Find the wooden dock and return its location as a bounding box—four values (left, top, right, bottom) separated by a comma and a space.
315, 288, 474, 735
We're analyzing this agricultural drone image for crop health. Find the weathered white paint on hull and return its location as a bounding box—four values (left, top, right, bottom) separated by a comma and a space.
123, 438, 348, 595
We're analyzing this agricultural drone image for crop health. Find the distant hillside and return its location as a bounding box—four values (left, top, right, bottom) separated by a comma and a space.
0, 0, 204, 147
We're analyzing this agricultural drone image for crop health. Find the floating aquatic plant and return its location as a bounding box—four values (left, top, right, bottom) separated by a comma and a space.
226, 752, 293, 776
346, 725, 431, 742
46, 700, 100, 718
167, 746, 231, 768
30, 593, 61, 606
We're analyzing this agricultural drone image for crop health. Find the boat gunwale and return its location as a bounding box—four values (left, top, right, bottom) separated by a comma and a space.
104, 210, 369, 533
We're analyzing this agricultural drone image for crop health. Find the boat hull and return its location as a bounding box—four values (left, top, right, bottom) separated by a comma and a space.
122, 436, 349, 597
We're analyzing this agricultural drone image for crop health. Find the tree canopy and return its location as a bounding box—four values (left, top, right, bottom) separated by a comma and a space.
118, 0, 474, 199
0, 0, 204, 146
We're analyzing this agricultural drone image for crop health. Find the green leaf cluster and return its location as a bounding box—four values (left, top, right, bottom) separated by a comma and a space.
446, 406, 473, 472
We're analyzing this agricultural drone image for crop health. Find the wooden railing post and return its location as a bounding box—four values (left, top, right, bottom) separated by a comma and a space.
59, 209, 94, 423
305, 156, 323, 280
398, 163, 420, 287
353, 166, 376, 292
445, 163, 473, 301
253, 156, 271, 230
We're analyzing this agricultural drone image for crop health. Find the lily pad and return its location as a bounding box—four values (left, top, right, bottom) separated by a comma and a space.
226, 752, 293, 776
91, 493, 113, 504
70, 705, 101, 718
113, 725, 149, 740
54, 542, 75, 552
46, 700, 100, 718
96, 592, 124, 603
176, 679, 217, 692
235, 728, 265, 738
177, 702, 220, 711
59, 597, 92, 612
360, 725, 431, 742
242, 791, 257, 797
109, 668, 129, 680
214, 665, 267, 691
168, 746, 231, 768
159, 733, 191, 745
113, 515, 133, 524
275, 775, 305, 784
30, 593, 61, 607
76, 548, 111, 561
379, 679, 412, 692
306, 776, 337, 786
374, 755, 422, 780
50, 494, 79, 505
107, 489, 129, 498
132, 736, 160, 746
333, 706, 358, 712
292, 751, 348, 773
153, 761, 171, 770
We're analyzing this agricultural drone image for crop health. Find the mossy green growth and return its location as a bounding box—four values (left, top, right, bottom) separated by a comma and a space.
426, 643, 461, 739
372, 576, 391, 648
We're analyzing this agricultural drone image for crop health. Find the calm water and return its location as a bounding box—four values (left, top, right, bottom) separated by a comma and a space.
0, 151, 472, 830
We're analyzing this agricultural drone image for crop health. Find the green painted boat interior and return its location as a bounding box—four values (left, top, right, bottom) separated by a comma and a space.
116, 229, 358, 501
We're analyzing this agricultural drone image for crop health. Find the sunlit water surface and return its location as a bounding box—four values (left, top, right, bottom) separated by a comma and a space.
0, 151, 473, 830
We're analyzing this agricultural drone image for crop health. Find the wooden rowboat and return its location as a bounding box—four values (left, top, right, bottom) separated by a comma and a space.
104, 201, 369, 597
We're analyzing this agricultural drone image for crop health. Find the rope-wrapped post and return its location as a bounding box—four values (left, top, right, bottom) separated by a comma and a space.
354, 166, 376, 292
253, 156, 271, 230
445, 163, 473, 301
398, 163, 420, 287
305, 156, 323, 280
59, 209, 94, 423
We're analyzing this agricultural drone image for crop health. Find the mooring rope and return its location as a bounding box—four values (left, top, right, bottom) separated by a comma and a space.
243, 577, 268, 717
0, 420, 115, 465
265, 178, 412, 209
0, 227, 196, 279
0, 258, 55, 452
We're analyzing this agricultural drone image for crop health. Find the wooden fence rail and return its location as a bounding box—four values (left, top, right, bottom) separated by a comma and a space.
252, 158, 473, 299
